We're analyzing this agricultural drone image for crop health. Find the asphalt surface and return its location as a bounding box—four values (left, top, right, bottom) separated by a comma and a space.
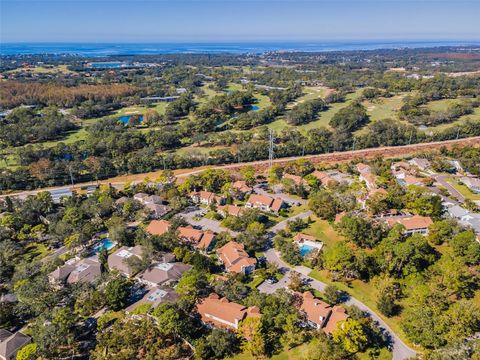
261, 248, 418, 360
177, 207, 239, 236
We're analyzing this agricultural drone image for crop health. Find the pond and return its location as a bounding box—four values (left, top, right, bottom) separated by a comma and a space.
90, 62, 125, 68
118, 115, 144, 125
250, 105, 260, 111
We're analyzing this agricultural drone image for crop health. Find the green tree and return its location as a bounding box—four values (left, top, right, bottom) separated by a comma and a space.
238, 316, 266, 358
323, 284, 343, 305
104, 277, 131, 311
332, 318, 369, 354
16, 343, 37, 360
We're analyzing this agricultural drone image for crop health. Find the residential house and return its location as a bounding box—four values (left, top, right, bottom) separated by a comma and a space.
126, 287, 179, 313
190, 191, 226, 206
300, 292, 331, 329
359, 172, 378, 190
137, 262, 192, 287
356, 163, 371, 174
0, 330, 31, 360
231, 180, 253, 199
311, 170, 336, 186
283, 173, 305, 187
108, 245, 144, 276
146, 219, 171, 236
144, 203, 171, 218
409, 158, 431, 171
461, 177, 480, 194
386, 215, 433, 235
217, 241, 257, 275
48, 262, 76, 286
293, 233, 318, 243
323, 306, 349, 335
299, 292, 349, 335
217, 205, 244, 217
196, 293, 261, 330
178, 227, 216, 251
66, 258, 102, 285
245, 194, 285, 213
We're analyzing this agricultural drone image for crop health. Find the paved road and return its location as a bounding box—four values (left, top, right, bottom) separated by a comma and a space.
261, 248, 417, 360
3, 136, 478, 200
271, 210, 313, 232
433, 174, 465, 203
177, 207, 239, 236
254, 186, 307, 206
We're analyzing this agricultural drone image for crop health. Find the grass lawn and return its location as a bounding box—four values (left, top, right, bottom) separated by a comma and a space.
308, 269, 418, 350
229, 341, 391, 360
446, 177, 480, 200
287, 86, 334, 109
7, 64, 74, 74
302, 216, 344, 248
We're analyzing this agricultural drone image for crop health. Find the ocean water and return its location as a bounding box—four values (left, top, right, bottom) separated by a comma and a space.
1, 41, 479, 56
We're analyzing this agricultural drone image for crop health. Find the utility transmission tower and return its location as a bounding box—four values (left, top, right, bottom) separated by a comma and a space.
268, 128, 275, 169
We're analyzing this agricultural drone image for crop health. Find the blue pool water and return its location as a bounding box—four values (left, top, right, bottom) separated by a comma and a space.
250, 105, 260, 111
93, 239, 115, 254
118, 115, 144, 125
299, 244, 315, 257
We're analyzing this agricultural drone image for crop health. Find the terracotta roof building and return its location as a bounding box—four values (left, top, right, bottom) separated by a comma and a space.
196, 293, 261, 330
283, 173, 304, 186
190, 191, 226, 205
299, 292, 349, 335
231, 181, 253, 197
245, 194, 285, 213
300, 292, 331, 329
217, 205, 244, 217
217, 241, 257, 275
293, 233, 317, 243
311, 170, 336, 186
146, 220, 171, 236
386, 215, 433, 235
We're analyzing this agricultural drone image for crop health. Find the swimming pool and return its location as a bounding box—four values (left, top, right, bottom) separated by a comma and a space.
250, 105, 260, 111
118, 115, 144, 125
299, 243, 315, 257
93, 238, 116, 254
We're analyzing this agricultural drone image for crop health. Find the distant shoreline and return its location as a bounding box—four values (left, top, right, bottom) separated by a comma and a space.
2, 40, 480, 56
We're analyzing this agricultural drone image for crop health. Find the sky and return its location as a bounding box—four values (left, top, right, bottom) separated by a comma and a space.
1, 0, 479, 43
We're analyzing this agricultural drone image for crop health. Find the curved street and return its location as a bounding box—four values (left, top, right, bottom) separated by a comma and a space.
262, 248, 417, 360
261, 212, 418, 360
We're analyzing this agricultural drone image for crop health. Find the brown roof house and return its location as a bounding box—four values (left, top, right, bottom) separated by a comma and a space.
136, 262, 192, 287
283, 173, 305, 187
190, 191, 226, 206
108, 245, 144, 276
217, 205, 244, 217
299, 292, 348, 335
146, 219, 171, 236
0, 330, 31, 360
386, 215, 433, 235
196, 293, 261, 330
217, 241, 257, 275
231, 180, 253, 199
311, 170, 336, 187
245, 194, 285, 213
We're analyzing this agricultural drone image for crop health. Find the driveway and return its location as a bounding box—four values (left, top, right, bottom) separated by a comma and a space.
262, 248, 417, 360
271, 210, 313, 233
254, 186, 307, 206
433, 175, 465, 203
177, 207, 239, 236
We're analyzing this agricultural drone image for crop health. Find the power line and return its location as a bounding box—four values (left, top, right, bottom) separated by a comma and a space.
268, 128, 275, 169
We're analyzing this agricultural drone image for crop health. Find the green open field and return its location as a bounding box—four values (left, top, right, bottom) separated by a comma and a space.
302, 216, 344, 248
7, 64, 74, 74
446, 177, 480, 200
229, 340, 391, 360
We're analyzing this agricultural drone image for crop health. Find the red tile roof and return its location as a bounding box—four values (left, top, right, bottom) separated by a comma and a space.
146, 220, 171, 236
217, 241, 256, 274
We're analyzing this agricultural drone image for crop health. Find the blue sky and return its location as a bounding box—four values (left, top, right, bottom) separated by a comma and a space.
1, 0, 479, 42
